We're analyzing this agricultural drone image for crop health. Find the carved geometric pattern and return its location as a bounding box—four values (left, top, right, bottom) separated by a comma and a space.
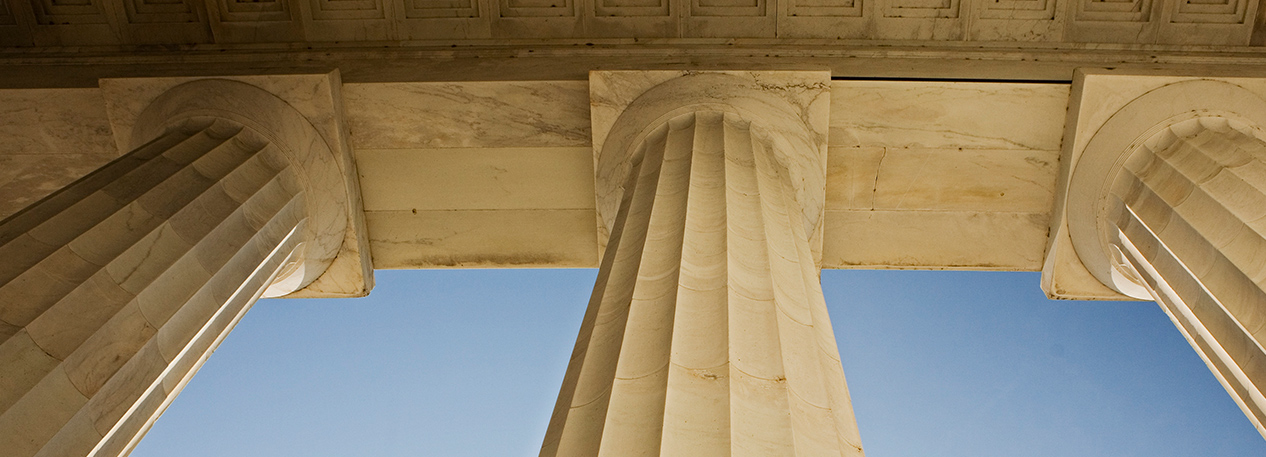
30, 0, 110, 23
1172, 0, 1247, 23
218, 0, 290, 22
309, 0, 385, 20
1077, 0, 1151, 21
595, 0, 669, 17
499, 0, 573, 17
884, 0, 959, 18
787, 0, 862, 18
0, 0, 15, 24
403, 0, 478, 18
692, 0, 764, 17
123, 0, 200, 23
980, 0, 1055, 19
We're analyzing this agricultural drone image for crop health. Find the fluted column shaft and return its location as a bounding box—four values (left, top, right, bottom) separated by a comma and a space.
542, 112, 863, 457
0, 117, 317, 457
1105, 119, 1266, 438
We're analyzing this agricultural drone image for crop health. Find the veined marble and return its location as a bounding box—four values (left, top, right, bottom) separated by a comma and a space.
1051, 73, 1266, 438
0, 154, 114, 220
545, 109, 863, 457
356, 147, 594, 212
1047, 72, 1266, 300
827, 147, 1058, 212
100, 73, 372, 299
0, 89, 118, 220
0, 89, 116, 157
342, 81, 592, 150
829, 81, 1069, 151
823, 210, 1049, 270
590, 71, 832, 261
366, 209, 599, 269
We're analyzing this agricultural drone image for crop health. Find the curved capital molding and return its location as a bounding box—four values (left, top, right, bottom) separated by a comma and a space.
132, 78, 350, 297
590, 71, 831, 261
1067, 79, 1266, 298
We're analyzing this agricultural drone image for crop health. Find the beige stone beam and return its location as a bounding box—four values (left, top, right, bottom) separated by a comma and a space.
7, 45, 1266, 88
0, 78, 362, 457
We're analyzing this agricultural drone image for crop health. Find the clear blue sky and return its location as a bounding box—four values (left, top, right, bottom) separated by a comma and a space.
131, 269, 1266, 457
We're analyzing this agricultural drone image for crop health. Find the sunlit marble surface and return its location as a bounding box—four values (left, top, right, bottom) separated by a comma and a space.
343, 81, 591, 150
823, 80, 1066, 271
590, 70, 832, 259
100, 73, 372, 298
0, 76, 1097, 274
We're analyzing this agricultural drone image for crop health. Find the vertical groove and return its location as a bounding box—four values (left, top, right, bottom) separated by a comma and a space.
539, 145, 647, 457
543, 110, 861, 457
0, 120, 313, 457
0, 122, 254, 343
551, 125, 671, 457
1112, 204, 1266, 429
661, 111, 730, 457
724, 117, 794, 457
1120, 153, 1266, 347
599, 115, 695, 457
1108, 122, 1266, 439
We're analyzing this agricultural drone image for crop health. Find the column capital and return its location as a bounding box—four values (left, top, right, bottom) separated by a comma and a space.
1044, 71, 1266, 300
98, 73, 373, 298
589, 71, 831, 265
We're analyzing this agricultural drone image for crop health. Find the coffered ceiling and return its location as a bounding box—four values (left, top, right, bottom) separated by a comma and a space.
1, 0, 1261, 47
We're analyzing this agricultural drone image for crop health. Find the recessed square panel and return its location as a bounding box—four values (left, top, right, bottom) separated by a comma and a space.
693, 0, 763, 17
1173, 0, 1246, 23
404, 0, 478, 18
884, 0, 958, 18
787, 0, 860, 15
1078, 0, 1151, 21
0, 0, 15, 24
124, 0, 200, 23
310, 0, 386, 19
980, 0, 1055, 19
594, 0, 668, 17
499, 0, 572, 17
31, 0, 110, 24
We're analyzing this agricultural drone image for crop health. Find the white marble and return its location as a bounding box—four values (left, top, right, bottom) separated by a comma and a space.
591, 71, 832, 261
829, 81, 1069, 150
0, 154, 114, 220
366, 209, 599, 268
342, 81, 592, 149
1049, 72, 1266, 300
822, 210, 1049, 270
0, 114, 318, 457
100, 73, 372, 299
355, 147, 595, 212
0, 89, 116, 157
1053, 74, 1266, 441
0, 0, 1257, 47
827, 147, 1058, 212
543, 110, 862, 457
0, 89, 119, 220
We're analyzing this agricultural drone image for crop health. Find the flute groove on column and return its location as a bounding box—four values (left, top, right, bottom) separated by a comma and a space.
541, 111, 863, 457
0, 116, 319, 457
1105, 118, 1266, 438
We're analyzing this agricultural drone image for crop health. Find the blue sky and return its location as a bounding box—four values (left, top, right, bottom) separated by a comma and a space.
131, 269, 1266, 457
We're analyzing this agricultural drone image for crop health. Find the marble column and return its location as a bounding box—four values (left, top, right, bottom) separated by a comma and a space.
0, 80, 349, 457
542, 76, 863, 455
1101, 118, 1266, 437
